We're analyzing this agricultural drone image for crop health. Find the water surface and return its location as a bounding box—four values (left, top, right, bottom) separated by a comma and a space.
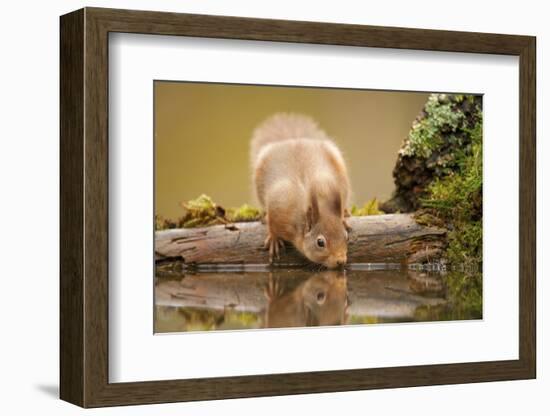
155, 265, 480, 333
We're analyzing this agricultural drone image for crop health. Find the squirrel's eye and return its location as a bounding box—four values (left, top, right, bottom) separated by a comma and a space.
316, 237, 326, 248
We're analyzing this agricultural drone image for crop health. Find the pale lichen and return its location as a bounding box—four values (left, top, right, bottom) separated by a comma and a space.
402, 94, 466, 159
382, 93, 482, 213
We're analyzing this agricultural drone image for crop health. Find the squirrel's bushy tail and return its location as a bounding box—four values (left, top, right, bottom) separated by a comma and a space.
250, 113, 329, 164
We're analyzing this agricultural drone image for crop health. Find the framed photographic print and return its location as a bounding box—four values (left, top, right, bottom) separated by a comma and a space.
60, 7, 536, 408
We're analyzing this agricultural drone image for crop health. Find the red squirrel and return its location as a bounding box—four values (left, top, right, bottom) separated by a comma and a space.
264, 271, 349, 328
251, 113, 352, 269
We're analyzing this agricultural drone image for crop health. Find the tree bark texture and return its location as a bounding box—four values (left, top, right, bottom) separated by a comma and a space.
155, 213, 446, 266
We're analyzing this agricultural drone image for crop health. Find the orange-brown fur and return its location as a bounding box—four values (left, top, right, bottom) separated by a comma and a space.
264, 271, 349, 328
251, 113, 352, 268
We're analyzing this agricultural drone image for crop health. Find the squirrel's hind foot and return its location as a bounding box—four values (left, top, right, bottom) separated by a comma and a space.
264, 234, 285, 263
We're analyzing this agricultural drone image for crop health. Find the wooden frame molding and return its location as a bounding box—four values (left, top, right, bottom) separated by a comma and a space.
60, 7, 536, 407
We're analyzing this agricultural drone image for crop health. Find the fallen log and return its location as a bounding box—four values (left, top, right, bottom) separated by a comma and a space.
155, 213, 446, 266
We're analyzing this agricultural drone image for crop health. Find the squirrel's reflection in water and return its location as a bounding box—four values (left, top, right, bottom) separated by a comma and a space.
264, 270, 349, 328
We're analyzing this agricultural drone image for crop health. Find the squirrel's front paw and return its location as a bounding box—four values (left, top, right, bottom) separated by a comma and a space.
264, 273, 283, 301
264, 234, 285, 263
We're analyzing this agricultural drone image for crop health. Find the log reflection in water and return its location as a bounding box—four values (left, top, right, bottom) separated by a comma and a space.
155, 268, 451, 332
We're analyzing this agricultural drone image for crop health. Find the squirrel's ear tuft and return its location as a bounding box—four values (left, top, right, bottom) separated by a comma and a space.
307, 192, 320, 231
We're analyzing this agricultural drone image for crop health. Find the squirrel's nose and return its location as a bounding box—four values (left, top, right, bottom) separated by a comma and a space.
336, 254, 347, 268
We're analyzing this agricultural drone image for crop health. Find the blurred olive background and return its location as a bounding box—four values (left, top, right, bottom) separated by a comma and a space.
155, 81, 429, 220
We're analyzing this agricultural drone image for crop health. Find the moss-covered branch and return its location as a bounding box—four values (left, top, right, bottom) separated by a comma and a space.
383, 93, 483, 317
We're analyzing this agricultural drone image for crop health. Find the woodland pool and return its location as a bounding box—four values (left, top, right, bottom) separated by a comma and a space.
154, 265, 481, 333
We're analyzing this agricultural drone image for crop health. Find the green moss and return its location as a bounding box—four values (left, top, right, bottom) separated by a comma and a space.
177, 194, 226, 228
226, 204, 261, 222
155, 194, 261, 230
155, 215, 177, 231
420, 107, 483, 315
183, 194, 217, 213
402, 94, 466, 159
384, 94, 482, 212
413, 209, 445, 228
422, 117, 482, 266
446, 221, 483, 266
351, 198, 384, 216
